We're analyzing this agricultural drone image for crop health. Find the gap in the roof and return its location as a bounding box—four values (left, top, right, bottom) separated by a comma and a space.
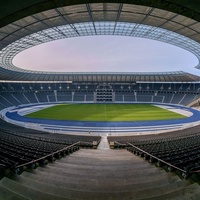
13, 36, 199, 74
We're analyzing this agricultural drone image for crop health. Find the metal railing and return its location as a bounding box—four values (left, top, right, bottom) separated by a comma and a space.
127, 142, 187, 174
114, 141, 127, 147
15, 142, 80, 170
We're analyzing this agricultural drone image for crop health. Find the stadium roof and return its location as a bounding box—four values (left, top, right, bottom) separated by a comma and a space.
0, 0, 200, 82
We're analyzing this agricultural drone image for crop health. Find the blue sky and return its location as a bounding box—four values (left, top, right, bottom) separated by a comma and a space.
13, 36, 200, 75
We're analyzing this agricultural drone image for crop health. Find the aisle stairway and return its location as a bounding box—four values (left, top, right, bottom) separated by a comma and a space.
0, 148, 200, 200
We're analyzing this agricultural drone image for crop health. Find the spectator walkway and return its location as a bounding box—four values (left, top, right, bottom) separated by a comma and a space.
97, 135, 110, 150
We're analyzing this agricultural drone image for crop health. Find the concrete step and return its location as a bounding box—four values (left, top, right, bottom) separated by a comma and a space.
140, 183, 200, 200
53, 160, 157, 170
64, 154, 149, 162
35, 163, 165, 179
0, 176, 195, 200
21, 169, 179, 186
23, 173, 178, 192
51, 159, 148, 167
21, 170, 180, 191
48, 161, 163, 175
1, 149, 200, 200
58, 158, 145, 166
0, 185, 28, 200
60, 152, 136, 158
184, 190, 200, 200
58, 153, 150, 166
71, 149, 137, 157
0, 177, 67, 200
76, 149, 134, 155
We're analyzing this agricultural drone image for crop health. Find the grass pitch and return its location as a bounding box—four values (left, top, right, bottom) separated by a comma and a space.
26, 104, 186, 122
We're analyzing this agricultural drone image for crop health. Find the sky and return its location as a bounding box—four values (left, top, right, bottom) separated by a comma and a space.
13, 36, 200, 75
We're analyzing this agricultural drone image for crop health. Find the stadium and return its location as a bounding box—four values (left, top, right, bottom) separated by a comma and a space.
1, 0, 200, 199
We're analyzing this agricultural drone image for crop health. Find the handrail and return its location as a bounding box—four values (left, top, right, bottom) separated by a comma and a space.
0, 164, 7, 168
15, 141, 80, 169
127, 142, 187, 174
114, 141, 126, 146
190, 169, 200, 173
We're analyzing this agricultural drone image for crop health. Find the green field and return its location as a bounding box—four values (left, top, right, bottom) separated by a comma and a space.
25, 104, 186, 122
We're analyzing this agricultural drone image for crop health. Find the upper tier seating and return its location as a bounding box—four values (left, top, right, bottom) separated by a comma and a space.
0, 82, 199, 110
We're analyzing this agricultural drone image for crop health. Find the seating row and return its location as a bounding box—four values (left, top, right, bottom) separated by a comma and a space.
0, 119, 101, 175
108, 126, 200, 177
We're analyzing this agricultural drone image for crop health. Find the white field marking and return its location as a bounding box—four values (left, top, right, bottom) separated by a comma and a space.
154, 104, 193, 117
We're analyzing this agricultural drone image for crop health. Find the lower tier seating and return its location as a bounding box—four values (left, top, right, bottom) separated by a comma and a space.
108, 125, 200, 178
0, 119, 101, 175
1, 149, 200, 200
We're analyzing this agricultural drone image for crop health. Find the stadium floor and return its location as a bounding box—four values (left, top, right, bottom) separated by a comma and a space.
3, 103, 200, 136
